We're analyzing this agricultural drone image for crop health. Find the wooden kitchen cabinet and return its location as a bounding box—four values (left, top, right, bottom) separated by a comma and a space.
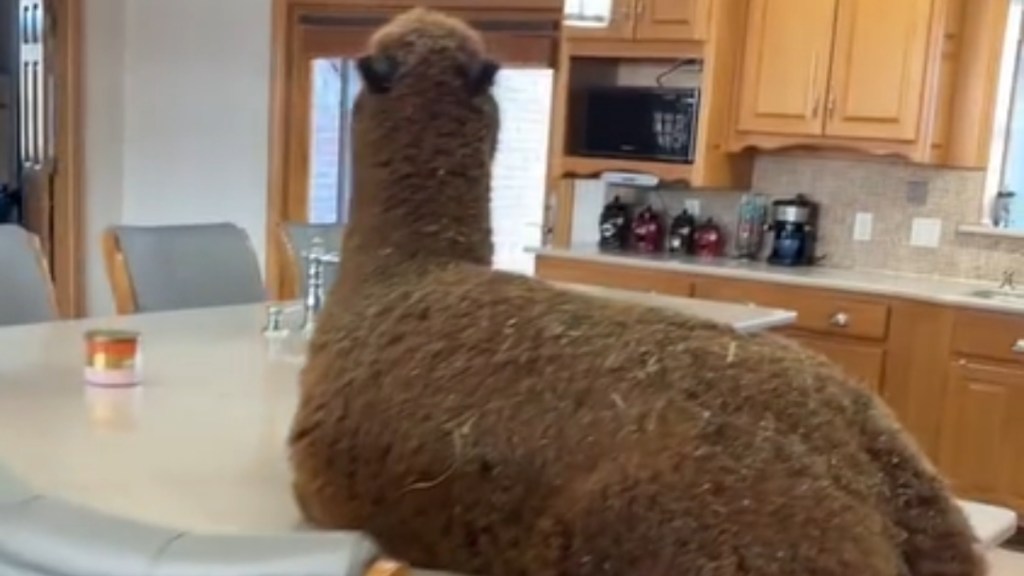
564, 0, 709, 42
692, 278, 891, 341
937, 359, 1024, 512
735, 0, 933, 141
734, 0, 838, 136
634, 0, 710, 41
936, 310, 1024, 511
534, 257, 695, 297
789, 334, 886, 393
728, 0, 979, 163
826, 0, 934, 141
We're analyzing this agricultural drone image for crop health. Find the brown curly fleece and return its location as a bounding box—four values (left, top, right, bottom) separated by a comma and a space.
290, 9, 985, 576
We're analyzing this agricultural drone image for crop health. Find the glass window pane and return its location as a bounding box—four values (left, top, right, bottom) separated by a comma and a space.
307, 58, 359, 225
564, 0, 613, 27
490, 68, 554, 276
304, 62, 553, 275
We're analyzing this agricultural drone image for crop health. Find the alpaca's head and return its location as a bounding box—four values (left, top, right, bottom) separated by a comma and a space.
344, 8, 500, 269
355, 8, 501, 158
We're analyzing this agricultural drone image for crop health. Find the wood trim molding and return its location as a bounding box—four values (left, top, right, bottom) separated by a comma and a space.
49, 0, 84, 317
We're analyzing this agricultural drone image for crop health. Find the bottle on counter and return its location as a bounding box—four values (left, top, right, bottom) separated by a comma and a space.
668, 209, 696, 255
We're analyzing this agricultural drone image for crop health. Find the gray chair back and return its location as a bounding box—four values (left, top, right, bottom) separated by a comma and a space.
0, 463, 386, 576
0, 225, 58, 326
281, 223, 343, 297
110, 223, 266, 313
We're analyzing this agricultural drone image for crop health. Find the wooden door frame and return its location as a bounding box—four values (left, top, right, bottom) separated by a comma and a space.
18, 0, 83, 317
264, 0, 562, 300
52, 0, 83, 317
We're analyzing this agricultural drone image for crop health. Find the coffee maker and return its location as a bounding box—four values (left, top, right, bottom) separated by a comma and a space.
767, 194, 819, 266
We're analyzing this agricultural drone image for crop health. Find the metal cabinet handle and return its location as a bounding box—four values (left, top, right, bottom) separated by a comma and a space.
636, 0, 646, 15
826, 90, 837, 119
1013, 339, 1024, 354
829, 312, 850, 328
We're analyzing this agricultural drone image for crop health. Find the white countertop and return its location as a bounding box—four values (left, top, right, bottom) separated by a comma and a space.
0, 294, 789, 535
546, 281, 796, 333
0, 302, 1013, 547
533, 246, 1024, 315
0, 304, 307, 534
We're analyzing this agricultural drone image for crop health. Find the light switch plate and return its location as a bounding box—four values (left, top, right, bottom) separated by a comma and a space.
853, 212, 873, 242
684, 199, 701, 216
909, 217, 942, 248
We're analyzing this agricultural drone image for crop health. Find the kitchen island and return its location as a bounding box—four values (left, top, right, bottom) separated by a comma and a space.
0, 295, 794, 534
0, 298, 1011, 553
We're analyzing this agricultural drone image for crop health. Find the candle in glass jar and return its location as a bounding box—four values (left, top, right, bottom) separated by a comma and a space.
83, 329, 142, 387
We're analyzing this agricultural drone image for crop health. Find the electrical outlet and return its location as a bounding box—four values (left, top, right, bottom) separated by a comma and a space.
909, 217, 942, 248
853, 212, 873, 242
684, 199, 701, 216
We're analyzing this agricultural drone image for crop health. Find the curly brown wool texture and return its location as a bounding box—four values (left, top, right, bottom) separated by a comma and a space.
289, 9, 985, 576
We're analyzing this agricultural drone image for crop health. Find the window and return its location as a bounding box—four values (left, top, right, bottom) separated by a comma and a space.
564, 0, 613, 27
306, 66, 554, 277
307, 58, 359, 226
986, 0, 1024, 230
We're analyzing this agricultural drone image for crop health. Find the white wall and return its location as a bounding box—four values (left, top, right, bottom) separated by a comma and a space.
83, 0, 127, 316
83, 0, 272, 315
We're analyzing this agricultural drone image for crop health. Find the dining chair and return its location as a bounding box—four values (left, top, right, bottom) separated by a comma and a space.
0, 224, 59, 326
280, 222, 343, 298
103, 223, 266, 314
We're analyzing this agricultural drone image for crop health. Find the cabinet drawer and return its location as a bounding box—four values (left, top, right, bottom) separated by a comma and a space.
535, 257, 694, 297
789, 335, 886, 393
952, 311, 1024, 365
694, 279, 890, 340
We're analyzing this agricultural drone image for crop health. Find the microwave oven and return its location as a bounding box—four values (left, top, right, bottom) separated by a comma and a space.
576, 86, 700, 163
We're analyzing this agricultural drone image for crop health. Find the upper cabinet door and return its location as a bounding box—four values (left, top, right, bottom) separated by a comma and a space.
825, 0, 934, 141
563, 0, 636, 40
734, 0, 838, 136
633, 0, 710, 41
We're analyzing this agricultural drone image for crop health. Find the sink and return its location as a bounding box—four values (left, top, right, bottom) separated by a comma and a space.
966, 289, 1024, 306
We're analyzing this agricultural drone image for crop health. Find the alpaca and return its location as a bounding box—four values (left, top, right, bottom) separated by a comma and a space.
290, 9, 984, 576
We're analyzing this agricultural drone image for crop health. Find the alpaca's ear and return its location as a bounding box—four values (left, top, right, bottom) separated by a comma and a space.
357, 54, 399, 94
464, 58, 500, 96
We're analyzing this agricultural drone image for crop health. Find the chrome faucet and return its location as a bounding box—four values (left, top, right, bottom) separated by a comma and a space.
299, 238, 340, 337
999, 269, 1017, 291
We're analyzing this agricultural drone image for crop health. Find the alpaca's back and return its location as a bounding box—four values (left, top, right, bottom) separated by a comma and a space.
291, 263, 982, 576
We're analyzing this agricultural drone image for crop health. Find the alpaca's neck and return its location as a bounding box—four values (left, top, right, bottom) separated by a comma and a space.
337, 167, 493, 296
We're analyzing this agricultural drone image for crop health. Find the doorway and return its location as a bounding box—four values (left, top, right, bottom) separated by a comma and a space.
3, 0, 82, 316
265, 2, 561, 299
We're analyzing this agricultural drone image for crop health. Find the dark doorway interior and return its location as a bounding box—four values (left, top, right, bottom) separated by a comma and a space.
0, 0, 19, 224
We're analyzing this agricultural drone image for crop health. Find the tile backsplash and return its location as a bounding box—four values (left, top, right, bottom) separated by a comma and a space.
570, 154, 1024, 282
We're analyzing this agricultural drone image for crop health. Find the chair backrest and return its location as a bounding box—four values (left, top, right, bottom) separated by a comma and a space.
103, 223, 266, 314
280, 222, 343, 298
0, 225, 58, 326
0, 463, 403, 576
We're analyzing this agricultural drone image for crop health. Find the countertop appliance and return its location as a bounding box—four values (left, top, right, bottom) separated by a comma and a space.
598, 195, 632, 251
767, 194, 819, 266
577, 86, 700, 163
631, 205, 665, 253
668, 209, 696, 255
734, 192, 769, 259
693, 217, 724, 258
